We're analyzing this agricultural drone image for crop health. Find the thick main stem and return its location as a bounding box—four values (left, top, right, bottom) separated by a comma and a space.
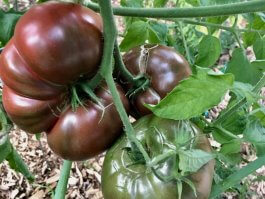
54, 160, 72, 199
98, 0, 151, 163
85, 0, 265, 18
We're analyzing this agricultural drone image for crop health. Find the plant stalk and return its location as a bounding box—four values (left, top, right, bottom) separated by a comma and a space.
97, 0, 151, 163
54, 160, 72, 199
85, 0, 265, 18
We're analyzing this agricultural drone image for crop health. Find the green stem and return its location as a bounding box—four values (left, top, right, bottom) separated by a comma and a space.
114, 40, 135, 83
87, 72, 103, 90
54, 160, 72, 199
178, 19, 265, 34
176, 21, 192, 64
210, 155, 265, 198
232, 30, 245, 50
85, 1, 265, 18
214, 74, 265, 125
148, 150, 176, 167
216, 125, 239, 140
98, 0, 151, 163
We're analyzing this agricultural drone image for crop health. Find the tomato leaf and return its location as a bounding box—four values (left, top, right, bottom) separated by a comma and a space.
195, 35, 221, 67
120, 21, 149, 52
243, 13, 265, 47
179, 149, 215, 174
226, 48, 262, 85
220, 139, 241, 155
0, 9, 22, 45
253, 38, 265, 60
154, 0, 169, 7
148, 21, 168, 45
146, 67, 234, 120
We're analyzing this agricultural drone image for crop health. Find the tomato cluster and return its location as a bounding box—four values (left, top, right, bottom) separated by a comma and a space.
0, 2, 215, 197
0, 1, 129, 161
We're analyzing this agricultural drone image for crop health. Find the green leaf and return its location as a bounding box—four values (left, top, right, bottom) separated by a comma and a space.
179, 149, 215, 174
212, 128, 233, 144
148, 21, 168, 44
210, 155, 265, 198
220, 139, 241, 155
0, 9, 22, 45
154, 0, 169, 7
6, 147, 35, 181
146, 67, 234, 120
121, 0, 143, 7
207, 16, 228, 34
120, 21, 148, 52
251, 60, 265, 72
185, 0, 200, 6
243, 117, 265, 144
253, 38, 265, 60
0, 134, 12, 163
195, 35, 221, 67
226, 48, 262, 85
243, 14, 265, 47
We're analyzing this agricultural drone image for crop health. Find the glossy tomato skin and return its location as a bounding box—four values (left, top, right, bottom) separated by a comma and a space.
2, 86, 65, 134
12, 1, 103, 85
0, 39, 66, 100
122, 45, 192, 115
46, 84, 129, 161
102, 115, 215, 199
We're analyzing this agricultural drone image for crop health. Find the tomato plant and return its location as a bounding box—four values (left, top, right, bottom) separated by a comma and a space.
102, 115, 215, 199
1, 0, 265, 199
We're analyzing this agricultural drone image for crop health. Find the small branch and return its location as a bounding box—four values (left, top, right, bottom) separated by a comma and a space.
148, 150, 176, 167
85, 1, 265, 18
114, 40, 135, 83
176, 21, 192, 64
178, 19, 265, 34
54, 160, 72, 199
98, 0, 151, 163
214, 74, 265, 125
87, 72, 103, 90
216, 125, 239, 140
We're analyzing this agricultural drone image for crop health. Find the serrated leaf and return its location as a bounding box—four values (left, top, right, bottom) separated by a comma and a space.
179, 149, 215, 173
120, 21, 148, 52
226, 48, 261, 85
253, 38, 265, 60
6, 147, 34, 181
146, 67, 234, 120
195, 35, 221, 67
243, 116, 265, 144
243, 14, 265, 47
154, 0, 169, 7
0, 9, 22, 45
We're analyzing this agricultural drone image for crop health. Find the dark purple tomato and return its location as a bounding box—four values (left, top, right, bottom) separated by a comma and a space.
12, 1, 103, 85
2, 86, 65, 134
122, 44, 192, 116
46, 83, 129, 161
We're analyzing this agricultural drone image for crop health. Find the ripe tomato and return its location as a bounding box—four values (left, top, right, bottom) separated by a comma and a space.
0, 2, 129, 161
121, 44, 192, 116
47, 83, 129, 161
102, 115, 215, 199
